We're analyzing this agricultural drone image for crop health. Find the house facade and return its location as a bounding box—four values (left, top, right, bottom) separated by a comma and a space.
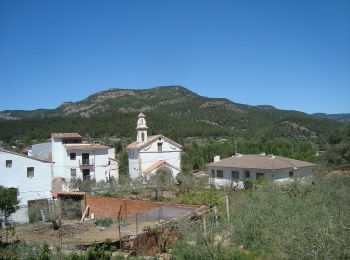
207, 154, 316, 188
0, 148, 52, 222
51, 133, 119, 183
127, 113, 182, 180
0, 133, 118, 223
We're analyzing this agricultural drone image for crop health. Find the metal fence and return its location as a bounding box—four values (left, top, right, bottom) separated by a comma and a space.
117, 205, 198, 237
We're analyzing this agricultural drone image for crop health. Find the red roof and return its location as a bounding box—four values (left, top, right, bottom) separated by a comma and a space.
51, 191, 86, 197
0, 148, 52, 163
143, 160, 180, 174
64, 144, 110, 151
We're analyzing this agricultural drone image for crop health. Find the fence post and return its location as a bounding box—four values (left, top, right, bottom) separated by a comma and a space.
203, 217, 207, 236
118, 204, 122, 239
225, 196, 230, 222
136, 213, 138, 236
214, 206, 218, 226
159, 206, 163, 221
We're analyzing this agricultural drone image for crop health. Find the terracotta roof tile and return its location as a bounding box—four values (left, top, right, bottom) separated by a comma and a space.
0, 148, 52, 163
51, 191, 86, 197
143, 160, 166, 174
127, 135, 159, 149
207, 154, 316, 170
143, 160, 180, 174
64, 144, 110, 151
127, 134, 182, 150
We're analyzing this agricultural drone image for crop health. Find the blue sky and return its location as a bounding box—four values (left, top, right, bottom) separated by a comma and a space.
0, 0, 349, 114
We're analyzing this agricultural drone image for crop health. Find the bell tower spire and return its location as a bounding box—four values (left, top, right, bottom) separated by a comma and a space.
136, 112, 148, 143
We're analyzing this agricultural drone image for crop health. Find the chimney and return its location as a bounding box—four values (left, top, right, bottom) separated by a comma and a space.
214, 155, 220, 162
108, 148, 116, 159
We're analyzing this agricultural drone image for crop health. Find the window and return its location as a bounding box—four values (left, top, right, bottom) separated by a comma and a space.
83, 169, 90, 180
82, 153, 89, 165
141, 132, 145, 142
70, 153, 76, 160
70, 168, 77, 177
211, 169, 215, 178
231, 171, 239, 180
289, 171, 294, 178
216, 170, 224, 178
157, 143, 163, 151
245, 171, 250, 178
6, 160, 12, 168
256, 172, 264, 179
27, 167, 34, 178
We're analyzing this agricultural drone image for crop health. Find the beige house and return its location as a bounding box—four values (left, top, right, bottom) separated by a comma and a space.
207, 154, 316, 188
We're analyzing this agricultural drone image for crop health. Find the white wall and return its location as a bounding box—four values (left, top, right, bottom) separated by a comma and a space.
30, 142, 51, 161
128, 149, 140, 179
0, 150, 52, 222
140, 138, 181, 173
52, 140, 118, 183
207, 165, 314, 188
128, 138, 182, 180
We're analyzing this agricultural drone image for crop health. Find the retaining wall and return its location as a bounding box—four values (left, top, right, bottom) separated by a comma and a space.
85, 196, 202, 220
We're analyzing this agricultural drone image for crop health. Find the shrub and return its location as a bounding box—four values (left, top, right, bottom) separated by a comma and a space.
229, 174, 350, 258
179, 188, 219, 205
94, 218, 113, 227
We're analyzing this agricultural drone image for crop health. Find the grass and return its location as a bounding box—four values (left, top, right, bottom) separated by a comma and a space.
171, 173, 350, 259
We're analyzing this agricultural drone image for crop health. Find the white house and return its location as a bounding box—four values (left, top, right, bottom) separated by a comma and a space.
207, 154, 316, 188
127, 113, 182, 180
0, 148, 52, 222
50, 133, 119, 183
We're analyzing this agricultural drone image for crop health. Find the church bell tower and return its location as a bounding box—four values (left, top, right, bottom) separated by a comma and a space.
136, 112, 148, 143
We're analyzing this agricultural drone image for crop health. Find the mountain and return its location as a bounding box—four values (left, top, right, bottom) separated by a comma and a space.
312, 113, 350, 123
0, 86, 341, 143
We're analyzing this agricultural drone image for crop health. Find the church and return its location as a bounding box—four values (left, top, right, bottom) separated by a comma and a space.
127, 113, 182, 180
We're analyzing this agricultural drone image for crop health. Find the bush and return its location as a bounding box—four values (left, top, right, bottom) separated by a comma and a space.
95, 218, 113, 227
172, 174, 350, 259
179, 188, 219, 205
229, 174, 350, 258
171, 237, 255, 260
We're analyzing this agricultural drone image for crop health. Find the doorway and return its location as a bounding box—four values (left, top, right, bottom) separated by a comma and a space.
83, 169, 91, 180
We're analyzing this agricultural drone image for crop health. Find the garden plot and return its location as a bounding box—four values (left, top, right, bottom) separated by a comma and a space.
8, 197, 204, 250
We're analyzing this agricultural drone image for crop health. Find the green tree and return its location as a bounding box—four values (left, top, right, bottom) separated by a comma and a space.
0, 186, 20, 243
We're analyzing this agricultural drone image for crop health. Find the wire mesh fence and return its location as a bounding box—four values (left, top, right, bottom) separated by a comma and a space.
117, 205, 199, 238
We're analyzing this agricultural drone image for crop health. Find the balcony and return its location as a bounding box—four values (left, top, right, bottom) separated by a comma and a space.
79, 159, 94, 168
83, 174, 91, 180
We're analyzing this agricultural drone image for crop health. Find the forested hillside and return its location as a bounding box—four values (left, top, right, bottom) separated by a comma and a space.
0, 86, 340, 146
